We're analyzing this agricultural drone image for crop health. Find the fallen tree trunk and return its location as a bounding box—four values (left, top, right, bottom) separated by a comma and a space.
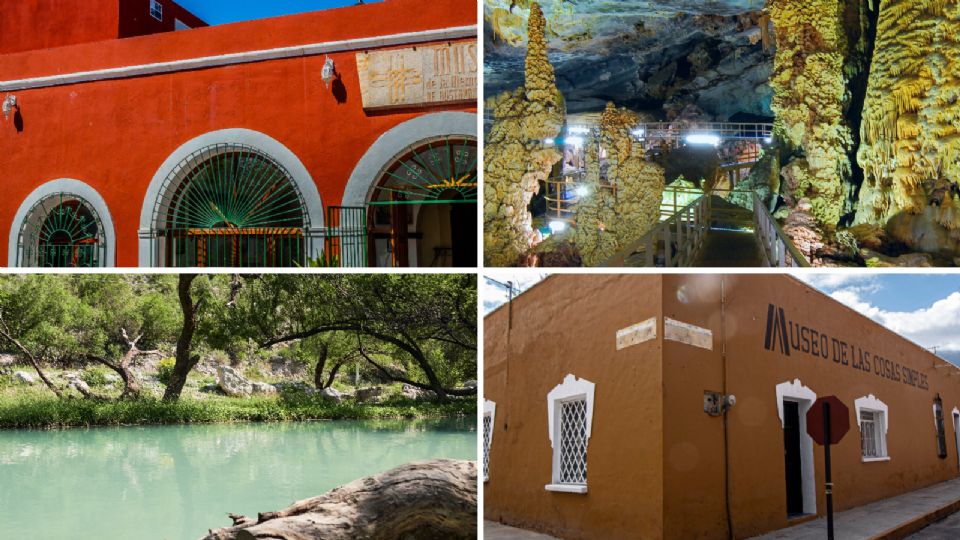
201, 459, 476, 540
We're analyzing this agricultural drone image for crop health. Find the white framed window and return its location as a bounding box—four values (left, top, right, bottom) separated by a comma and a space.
150, 0, 163, 21
545, 374, 595, 494
855, 394, 889, 462
483, 399, 496, 482
175, 18, 190, 31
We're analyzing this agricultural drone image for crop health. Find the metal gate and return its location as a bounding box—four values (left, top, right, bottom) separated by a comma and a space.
325, 206, 367, 267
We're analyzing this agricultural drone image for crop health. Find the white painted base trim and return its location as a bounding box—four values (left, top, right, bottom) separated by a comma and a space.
544, 484, 588, 494
862, 457, 890, 463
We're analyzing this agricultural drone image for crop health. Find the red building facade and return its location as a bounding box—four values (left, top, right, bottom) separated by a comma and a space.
0, 0, 477, 267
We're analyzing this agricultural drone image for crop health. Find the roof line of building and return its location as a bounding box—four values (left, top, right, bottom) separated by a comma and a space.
0, 25, 476, 92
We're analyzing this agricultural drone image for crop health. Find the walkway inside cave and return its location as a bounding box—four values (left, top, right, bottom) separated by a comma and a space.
694, 196, 762, 267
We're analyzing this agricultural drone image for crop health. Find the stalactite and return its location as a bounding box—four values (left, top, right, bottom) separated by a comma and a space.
483, 2, 565, 266
574, 102, 664, 266
856, 0, 960, 252
768, 0, 853, 232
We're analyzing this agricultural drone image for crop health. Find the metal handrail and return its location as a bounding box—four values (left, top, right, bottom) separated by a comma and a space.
601, 195, 709, 267
753, 192, 810, 267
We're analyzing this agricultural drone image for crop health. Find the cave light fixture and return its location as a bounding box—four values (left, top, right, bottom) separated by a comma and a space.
544, 138, 556, 146
575, 185, 589, 198
549, 220, 568, 234
565, 136, 585, 148
686, 133, 720, 147
632, 128, 645, 139
764, 136, 773, 144
567, 126, 591, 135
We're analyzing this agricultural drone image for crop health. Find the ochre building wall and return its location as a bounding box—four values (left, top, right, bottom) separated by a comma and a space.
661, 274, 960, 539
0, 0, 475, 266
484, 274, 665, 539
486, 274, 960, 540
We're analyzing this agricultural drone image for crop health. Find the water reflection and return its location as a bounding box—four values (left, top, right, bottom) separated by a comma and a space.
0, 418, 476, 540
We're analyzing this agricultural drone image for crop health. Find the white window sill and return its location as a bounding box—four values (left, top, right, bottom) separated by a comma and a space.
862, 456, 890, 463
545, 483, 588, 494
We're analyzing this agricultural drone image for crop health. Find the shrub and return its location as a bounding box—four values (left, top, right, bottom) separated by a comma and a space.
81, 366, 113, 387
157, 358, 176, 386
244, 365, 265, 381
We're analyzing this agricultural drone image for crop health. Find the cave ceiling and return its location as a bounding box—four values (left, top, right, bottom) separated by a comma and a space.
484, 0, 774, 120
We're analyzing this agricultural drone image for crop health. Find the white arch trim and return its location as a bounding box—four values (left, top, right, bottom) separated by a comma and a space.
342, 112, 477, 208
138, 128, 324, 266
775, 379, 817, 516
8, 179, 116, 267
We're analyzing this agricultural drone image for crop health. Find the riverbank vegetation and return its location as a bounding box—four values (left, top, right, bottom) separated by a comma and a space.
0, 274, 477, 429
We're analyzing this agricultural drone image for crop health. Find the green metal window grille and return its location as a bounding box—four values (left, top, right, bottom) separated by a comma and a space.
369, 136, 477, 206
325, 206, 367, 267
152, 144, 309, 267
18, 193, 104, 268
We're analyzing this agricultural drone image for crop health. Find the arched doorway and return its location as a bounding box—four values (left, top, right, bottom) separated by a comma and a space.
366, 136, 477, 267
16, 192, 106, 268
151, 143, 309, 267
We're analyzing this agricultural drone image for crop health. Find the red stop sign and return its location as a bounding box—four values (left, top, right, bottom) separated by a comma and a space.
806, 396, 850, 446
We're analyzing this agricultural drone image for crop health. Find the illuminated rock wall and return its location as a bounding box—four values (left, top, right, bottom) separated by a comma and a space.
575, 103, 665, 266
769, 0, 852, 232
855, 0, 960, 251
483, 2, 565, 266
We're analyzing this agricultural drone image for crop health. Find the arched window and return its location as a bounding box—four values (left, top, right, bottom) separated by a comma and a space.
151, 144, 309, 267
366, 136, 477, 267
17, 193, 106, 267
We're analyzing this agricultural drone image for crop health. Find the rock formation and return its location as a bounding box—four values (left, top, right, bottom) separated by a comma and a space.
201, 460, 476, 540
216, 366, 276, 398
855, 0, 960, 254
484, 2, 565, 266
575, 102, 665, 266
768, 0, 852, 232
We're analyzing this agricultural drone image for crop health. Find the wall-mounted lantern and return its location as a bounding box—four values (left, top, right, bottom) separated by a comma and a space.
321, 57, 336, 89
2, 95, 17, 121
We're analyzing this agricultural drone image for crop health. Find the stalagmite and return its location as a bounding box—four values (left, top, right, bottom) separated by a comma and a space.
856, 0, 960, 253
200, 460, 476, 540
484, 2, 565, 266
574, 102, 665, 266
768, 0, 853, 232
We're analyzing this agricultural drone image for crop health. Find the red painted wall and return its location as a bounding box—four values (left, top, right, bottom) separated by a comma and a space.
0, 0, 206, 55
0, 0, 475, 267
0, 0, 120, 55
118, 0, 208, 38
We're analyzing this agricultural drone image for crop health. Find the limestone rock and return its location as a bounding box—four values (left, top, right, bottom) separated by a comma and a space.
13, 371, 35, 385
575, 102, 665, 266
856, 0, 960, 251
217, 365, 253, 397
484, 2, 565, 267
769, 0, 852, 231
250, 382, 277, 395
69, 378, 91, 396
354, 386, 382, 403
320, 387, 344, 403
782, 203, 826, 266
861, 249, 935, 268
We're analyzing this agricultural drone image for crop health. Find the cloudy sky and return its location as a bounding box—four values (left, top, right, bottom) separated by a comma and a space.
484, 273, 960, 359
796, 273, 960, 357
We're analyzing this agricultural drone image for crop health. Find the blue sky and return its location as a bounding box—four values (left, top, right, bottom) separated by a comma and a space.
484, 273, 960, 355
177, 0, 379, 25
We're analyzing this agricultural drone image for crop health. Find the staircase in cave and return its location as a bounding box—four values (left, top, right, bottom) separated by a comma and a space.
601, 191, 807, 268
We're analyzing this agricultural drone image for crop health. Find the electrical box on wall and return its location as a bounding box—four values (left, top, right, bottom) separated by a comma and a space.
704, 391, 722, 416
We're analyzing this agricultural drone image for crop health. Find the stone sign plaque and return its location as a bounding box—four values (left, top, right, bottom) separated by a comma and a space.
356, 41, 477, 110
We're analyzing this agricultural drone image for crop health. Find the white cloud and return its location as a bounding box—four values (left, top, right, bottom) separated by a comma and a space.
828, 289, 960, 352
798, 273, 881, 294
482, 272, 549, 315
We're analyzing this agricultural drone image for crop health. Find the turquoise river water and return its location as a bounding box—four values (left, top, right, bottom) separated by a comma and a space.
0, 417, 476, 539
